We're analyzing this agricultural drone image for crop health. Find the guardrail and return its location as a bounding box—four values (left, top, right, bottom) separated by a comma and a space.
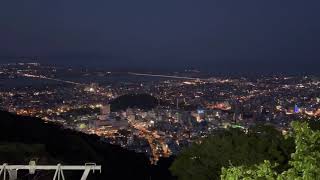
0, 161, 101, 180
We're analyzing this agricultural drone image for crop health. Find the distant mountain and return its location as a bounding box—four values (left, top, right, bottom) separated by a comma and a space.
0, 111, 175, 180
110, 94, 158, 111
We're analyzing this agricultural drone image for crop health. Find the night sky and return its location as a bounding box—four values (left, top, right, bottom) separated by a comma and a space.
1, 1, 319, 73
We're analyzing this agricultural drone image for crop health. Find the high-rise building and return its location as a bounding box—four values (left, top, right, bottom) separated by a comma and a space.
100, 105, 111, 115
294, 104, 300, 113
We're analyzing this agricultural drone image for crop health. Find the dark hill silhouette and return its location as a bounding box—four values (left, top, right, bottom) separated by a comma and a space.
0, 111, 175, 180
110, 93, 158, 111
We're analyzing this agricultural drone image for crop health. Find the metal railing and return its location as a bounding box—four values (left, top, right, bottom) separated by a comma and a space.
0, 161, 101, 180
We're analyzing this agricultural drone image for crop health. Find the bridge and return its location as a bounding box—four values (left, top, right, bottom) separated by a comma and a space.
128, 72, 205, 81
20, 73, 85, 86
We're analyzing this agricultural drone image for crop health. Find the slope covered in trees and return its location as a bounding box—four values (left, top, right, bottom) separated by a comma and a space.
170, 125, 295, 180
110, 93, 158, 111
221, 121, 320, 180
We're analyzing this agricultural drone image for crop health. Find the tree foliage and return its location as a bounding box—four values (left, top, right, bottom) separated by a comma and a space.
170, 125, 294, 180
221, 121, 320, 180
0, 143, 52, 164
110, 93, 158, 111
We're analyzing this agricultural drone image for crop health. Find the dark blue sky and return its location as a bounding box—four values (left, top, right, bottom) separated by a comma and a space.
0, 0, 319, 73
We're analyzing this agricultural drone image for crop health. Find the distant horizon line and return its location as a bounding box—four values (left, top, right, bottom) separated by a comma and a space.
0, 61, 319, 78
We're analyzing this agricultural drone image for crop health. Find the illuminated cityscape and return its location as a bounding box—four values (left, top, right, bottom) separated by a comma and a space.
1, 62, 319, 164
1, 0, 320, 179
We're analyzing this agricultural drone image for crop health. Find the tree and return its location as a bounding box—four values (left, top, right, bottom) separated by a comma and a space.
0, 143, 51, 164
170, 126, 294, 180
221, 121, 320, 180
221, 160, 277, 180
110, 93, 158, 111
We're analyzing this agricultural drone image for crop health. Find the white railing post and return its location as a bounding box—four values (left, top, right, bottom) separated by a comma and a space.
0, 164, 4, 179
1, 163, 7, 180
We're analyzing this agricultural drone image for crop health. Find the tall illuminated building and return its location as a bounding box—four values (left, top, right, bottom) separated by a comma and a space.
294, 104, 300, 113
100, 105, 111, 115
